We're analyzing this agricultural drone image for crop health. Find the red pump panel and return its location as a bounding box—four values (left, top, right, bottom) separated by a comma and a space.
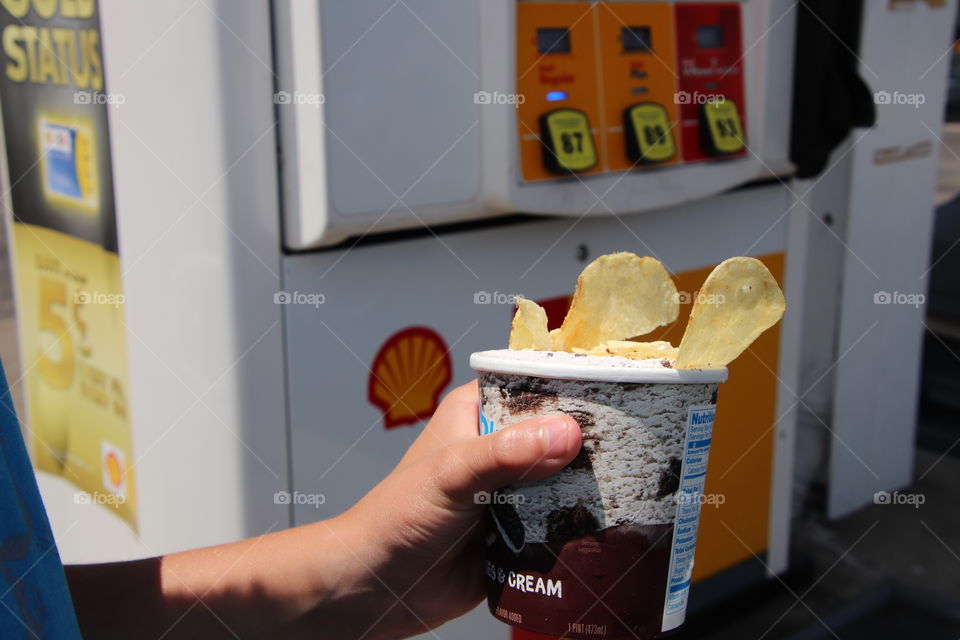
674, 4, 747, 162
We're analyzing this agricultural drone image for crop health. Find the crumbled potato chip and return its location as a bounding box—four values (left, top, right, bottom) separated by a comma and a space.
606, 340, 678, 360
508, 298, 552, 350
571, 346, 610, 356
573, 340, 678, 360
675, 257, 785, 369
554, 253, 679, 351
605, 340, 672, 351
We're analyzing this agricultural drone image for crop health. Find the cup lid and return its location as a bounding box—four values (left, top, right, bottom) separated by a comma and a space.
470, 349, 728, 384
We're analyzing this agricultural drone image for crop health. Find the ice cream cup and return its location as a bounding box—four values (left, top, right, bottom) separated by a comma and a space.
470, 349, 727, 639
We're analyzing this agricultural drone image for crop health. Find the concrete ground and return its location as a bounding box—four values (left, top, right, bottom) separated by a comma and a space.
678, 449, 960, 639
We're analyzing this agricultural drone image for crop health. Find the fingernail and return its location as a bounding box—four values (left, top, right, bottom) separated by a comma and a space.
541, 417, 575, 459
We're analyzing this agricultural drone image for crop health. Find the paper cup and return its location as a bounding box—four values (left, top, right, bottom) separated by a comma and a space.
471, 349, 727, 639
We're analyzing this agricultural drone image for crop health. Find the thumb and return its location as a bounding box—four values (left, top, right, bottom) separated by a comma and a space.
431, 415, 581, 508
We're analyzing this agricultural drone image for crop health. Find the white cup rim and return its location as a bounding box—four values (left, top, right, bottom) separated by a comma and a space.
470, 350, 728, 384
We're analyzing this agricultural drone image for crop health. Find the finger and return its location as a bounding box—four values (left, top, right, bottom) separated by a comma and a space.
428, 414, 581, 509
397, 380, 479, 470
426, 379, 480, 443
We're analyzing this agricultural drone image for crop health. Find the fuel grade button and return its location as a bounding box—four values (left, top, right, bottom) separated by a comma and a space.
539, 108, 598, 174
624, 103, 676, 164
699, 97, 745, 156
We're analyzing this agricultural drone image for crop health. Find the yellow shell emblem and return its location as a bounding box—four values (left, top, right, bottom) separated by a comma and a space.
368, 327, 452, 429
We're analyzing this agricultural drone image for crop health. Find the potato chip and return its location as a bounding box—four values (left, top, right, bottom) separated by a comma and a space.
554, 253, 679, 351
508, 298, 552, 350
675, 257, 785, 369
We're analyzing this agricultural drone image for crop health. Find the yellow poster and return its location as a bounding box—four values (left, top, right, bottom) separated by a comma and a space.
13, 224, 135, 526
0, 1, 136, 529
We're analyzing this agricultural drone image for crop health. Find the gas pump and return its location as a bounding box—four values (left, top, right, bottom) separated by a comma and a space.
0, 1, 954, 639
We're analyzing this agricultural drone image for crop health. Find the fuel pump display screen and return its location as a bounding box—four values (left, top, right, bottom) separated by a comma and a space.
537, 28, 571, 54
696, 25, 724, 48
621, 26, 652, 52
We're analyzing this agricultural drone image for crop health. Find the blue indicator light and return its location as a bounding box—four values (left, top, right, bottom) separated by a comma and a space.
546, 91, 568, 102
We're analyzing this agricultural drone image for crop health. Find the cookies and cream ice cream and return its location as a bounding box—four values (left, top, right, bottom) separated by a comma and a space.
472, 349, 726, 640
473, 253, 783, 639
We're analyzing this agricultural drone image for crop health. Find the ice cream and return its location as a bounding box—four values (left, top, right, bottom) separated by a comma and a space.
472, 348, 726, 639
474, 252, 783, 638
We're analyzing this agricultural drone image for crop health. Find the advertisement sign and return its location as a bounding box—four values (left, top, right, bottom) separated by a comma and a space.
0, 0, 136, 528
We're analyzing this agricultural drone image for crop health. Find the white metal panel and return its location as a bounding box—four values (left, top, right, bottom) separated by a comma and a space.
42, 0, 291, 562
275, 0, 330, 252
321, 0, 483, 216
279, 0, 797, 249
765, 185, 812, 575
788, 161, 858, 519
828, 0, 957, 517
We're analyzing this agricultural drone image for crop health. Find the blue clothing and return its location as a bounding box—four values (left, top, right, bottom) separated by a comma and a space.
0, 362, 82, 639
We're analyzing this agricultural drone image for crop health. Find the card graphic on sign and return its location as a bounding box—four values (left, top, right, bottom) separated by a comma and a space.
39, 118, 99, 212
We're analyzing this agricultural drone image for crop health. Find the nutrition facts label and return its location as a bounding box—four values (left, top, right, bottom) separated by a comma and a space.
661, 404, 716, 632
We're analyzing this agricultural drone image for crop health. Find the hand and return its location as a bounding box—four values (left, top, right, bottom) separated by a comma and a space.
65, 381, 581, 640
333, 380, 581, 639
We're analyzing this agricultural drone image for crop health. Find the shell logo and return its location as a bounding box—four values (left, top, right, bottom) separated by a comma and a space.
101, 442, 126, 497
368, 326, 452, 429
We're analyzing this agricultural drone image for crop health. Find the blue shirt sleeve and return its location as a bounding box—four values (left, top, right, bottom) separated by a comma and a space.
0, 361, 82, 640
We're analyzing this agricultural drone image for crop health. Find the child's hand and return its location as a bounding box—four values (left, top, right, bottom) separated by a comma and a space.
334, 380, 581, 639
65, 381, 581, 640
